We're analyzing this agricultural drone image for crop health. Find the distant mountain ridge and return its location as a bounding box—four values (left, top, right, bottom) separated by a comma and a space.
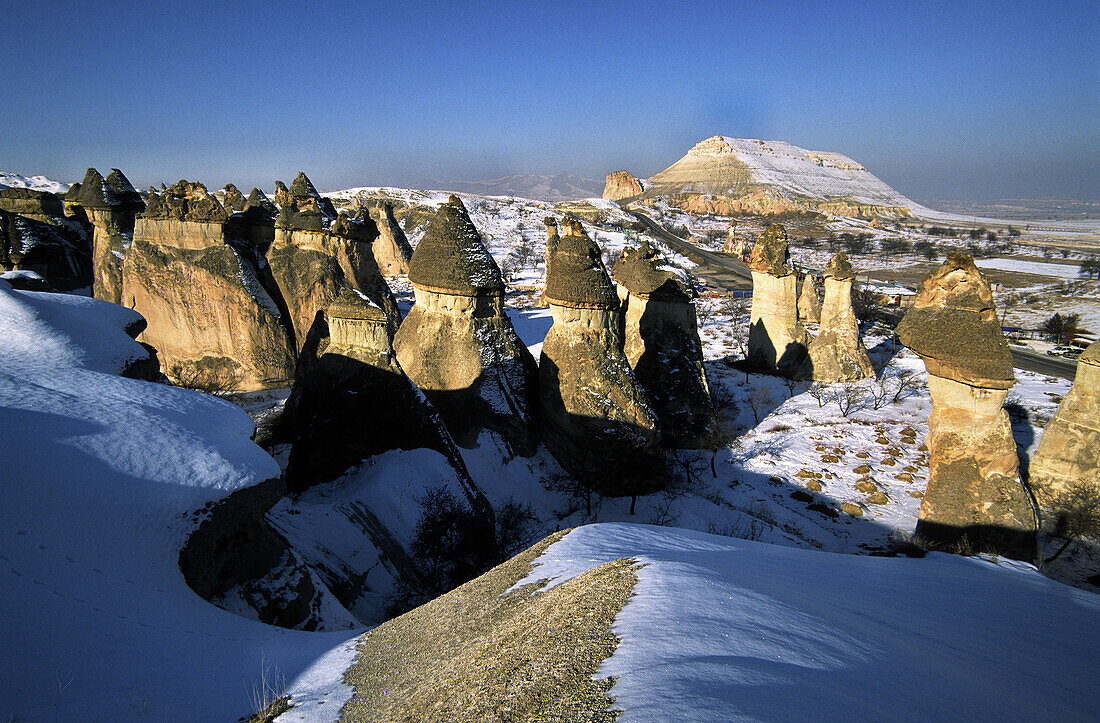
420, 172, 604, 201
0, 172, 70, 194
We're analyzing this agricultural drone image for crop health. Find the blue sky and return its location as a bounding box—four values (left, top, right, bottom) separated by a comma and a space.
2, 0, 1097, 198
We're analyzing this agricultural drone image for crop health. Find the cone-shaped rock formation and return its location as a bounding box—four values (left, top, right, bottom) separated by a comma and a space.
371, 201, 414, 276
896, 253, 1037, 559
1028, 340, 1100, 507
222, 183, 246, 213
122, 180, 296, 390
540, 221, 661, 495
66, 168, 145, 304
611, 240, 719, 448
269, 172, 399, 351
797, 254, 873, 382
797, 275, 821, 323
394, 196, 538, 454
747, 224, 810, 375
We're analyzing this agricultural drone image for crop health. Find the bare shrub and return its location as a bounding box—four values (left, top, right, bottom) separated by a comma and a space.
833, 383, 869, 417
747, 383, 776, 423
1043, 483, 1100, 564
169, 361, 243, 395
808, 382, 833, 408
707, 517, 765, 541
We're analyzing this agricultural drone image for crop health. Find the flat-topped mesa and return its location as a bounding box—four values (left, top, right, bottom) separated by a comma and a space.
371, 201, 414, 276
122, 179, 295, 391
797, 274, 821, 324
268, 171, 399, 352
1028, 340, 1100, 509
746, 224, 810, 375
603, 170, 644, 201
282, 287, 482, 496
612, 240, 719, 449
797, 253, 873, 382
394, 195, 538, 454
222, 183, 246, 213
540, 223, 661, 495
65, 168, 145, 304
896, 253, 1036, 559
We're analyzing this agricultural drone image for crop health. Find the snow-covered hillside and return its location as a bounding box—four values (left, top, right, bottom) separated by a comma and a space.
0, 171, 69, 193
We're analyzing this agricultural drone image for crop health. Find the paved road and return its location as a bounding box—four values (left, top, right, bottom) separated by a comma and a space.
626, 210, 753, 290
1010, 347, 1078, 381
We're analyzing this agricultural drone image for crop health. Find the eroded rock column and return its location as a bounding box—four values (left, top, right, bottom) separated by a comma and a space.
797, 275, 821, 324
67, 168, 145, 304
1028, 340, 1100, 508
612, 240, 719, 448
371, 201, 414, 276
896, 253, 1037, 559
798, 253, 873, 382
540, 220, 661, 495
747, 224, 810, 375
393, 195, 538, 454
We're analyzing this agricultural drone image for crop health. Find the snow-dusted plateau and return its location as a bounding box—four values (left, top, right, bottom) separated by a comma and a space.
2, 136, 1099, 721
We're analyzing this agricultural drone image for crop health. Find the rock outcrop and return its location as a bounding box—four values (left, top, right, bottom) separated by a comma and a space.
371, 201, 414, 276
222, 183, 246, 213
1028, 340, 1100, 507
797, 275, 821, 323
66, 168, 145, 304
268, 172, 399, 351
540, 220, 661, 494
122, 180, 296, 390
746, 224, 810, 375
0, 207, 91, 291
602, 171, 643, 201
720, 221, 748, 259
0, 187, 66, 223
798, 254, 873, 382
244, 187, 278, 217
534, 217, 560, 308
393, 196, 538, 454
611, 240, 719, 448
896, 253, 1037, 559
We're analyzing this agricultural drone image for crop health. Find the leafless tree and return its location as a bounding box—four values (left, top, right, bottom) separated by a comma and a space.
833, 383, 868, 417
748, 383, 776, 424
808, 382, 833, 408
1044, 483, 1100, 564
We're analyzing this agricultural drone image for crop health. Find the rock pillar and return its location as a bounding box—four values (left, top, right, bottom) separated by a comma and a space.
67, 168, 145, 304
746, 224, 810, 375
797, 275, 821, 323
798, 253, 873, 382
611, 240, 719, 448
896, 252, 1037, 559
371, 201, 414, 276
393, 195, 538, 454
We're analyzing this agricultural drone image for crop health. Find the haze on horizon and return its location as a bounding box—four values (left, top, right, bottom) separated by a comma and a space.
2, 0, 1097, 200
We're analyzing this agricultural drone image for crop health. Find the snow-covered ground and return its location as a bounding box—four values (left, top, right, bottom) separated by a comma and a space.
0, 171, 70, 193
517, 523, 1100, 722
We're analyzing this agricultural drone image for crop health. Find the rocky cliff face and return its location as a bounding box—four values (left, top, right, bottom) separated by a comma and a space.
798, 253, 873, 382
0, 206, 91, 291
611, 240, 718, 449
540, 223, 661, 494
394, 196, 538, 454
268, 172, 399, 351
896, 253, 1037, 559
602, 171, 644, 201
67, 168, 145, 304
797, 275, 821, 324
746, 224, 810, 375
122, 180, 296, 391
1028, 340, 1100, 508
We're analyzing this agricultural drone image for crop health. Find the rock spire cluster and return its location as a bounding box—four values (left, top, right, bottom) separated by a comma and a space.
896, 253, 1037, 558
65, 168, 145, 304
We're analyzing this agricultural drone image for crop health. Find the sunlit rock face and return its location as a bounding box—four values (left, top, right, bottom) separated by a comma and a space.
371, 201, 414, 276
1029, 340, 1100, 508
896, 253, 1037, 559
611, 239, 718, 449
282, 288, 472, 492
720, 221, 749, 259
66, 168, 145, 304
393, 196, 538, 454
746, 224, 810, 375
798, 253, 873, 383
268, 172, 399, 351
534, 217, 559, 308
602, 170, 644, 201
797, 275, 821, 324
540, 220, 661, 495
122, 180, 296, 391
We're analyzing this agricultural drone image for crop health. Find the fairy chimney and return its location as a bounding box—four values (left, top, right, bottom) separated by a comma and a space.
534, 217, 560, 308
369, 201, 414, 276
797, 275, 821, 323
896, 253, 1037, 559
1028, 340, 1100, 508
746, 224, 810, 375
540, 221, 661, 494
797, 253, 873, 382
611, 240, 719, 448
393, 196, 538, 454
